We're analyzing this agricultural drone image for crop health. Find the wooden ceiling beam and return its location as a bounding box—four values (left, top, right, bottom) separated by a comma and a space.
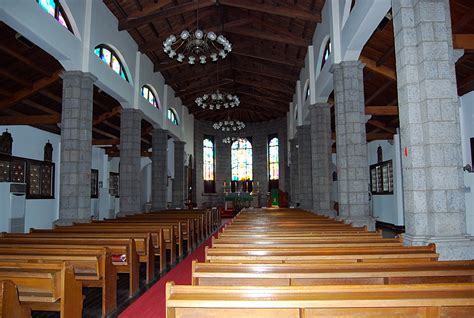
168, 63, 232, 84
236, 90, 290, 104
233, 49, 303, 67
93, 106, 122, 125
0, 71, 61, 110
233, 67, 295, 82
365, 106, 399, 116
234, 78, 293, 95
178, 80, 234, 98
0, 45, 50, 76
225, 26, 309, 47
366, 132, 394, 141
0, 114, 61, 125
359, 55, 396, 81
0, 69, 32, 87
219, 0, 320, 22
368, 119, 397, 134
128, 0, 173, 18
453, 34, 474, 50
118, 0, 216, 31
92, 139, 120, 146
365, 80, 393, 105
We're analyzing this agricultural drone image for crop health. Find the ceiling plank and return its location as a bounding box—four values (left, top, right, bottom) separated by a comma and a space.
234, 78, 293, 94
453, 34, 474, 50
225, 26, 309, 47
0, 44, 50, 76
365, 106, 399, 116
233, 49, 303, 67
93, 106, 122, 125
0, 71, 61, 110
92, 139, 120, 145
233, 67, 295, 82
365, 80, 393, 105
359, 55, 396, 81
0, 115, 61, 125
118, 0, 216, 31
0, 69, 32, 87
219, 0, 320, 22
368, 119, 397, 134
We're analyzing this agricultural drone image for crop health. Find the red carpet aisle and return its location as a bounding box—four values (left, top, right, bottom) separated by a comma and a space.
118, 224, 225, 318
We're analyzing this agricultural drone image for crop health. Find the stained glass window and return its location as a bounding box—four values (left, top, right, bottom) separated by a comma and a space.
321, 39, 331, 69
203, 136, 216, 193
94, 45, 129, 82
231, 138, 252, 181
141, 85, 159, 108
305, 84, 310, 101
268, 137, 279, 180
36, 0, 72, 31
168, 108, 179, 125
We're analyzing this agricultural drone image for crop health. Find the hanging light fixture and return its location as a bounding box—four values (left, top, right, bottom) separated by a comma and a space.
213, 119, 245, 132
162, 0, 232, 65
222, 136, 239, 144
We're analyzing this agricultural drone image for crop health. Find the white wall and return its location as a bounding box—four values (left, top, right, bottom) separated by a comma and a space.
460, 92, 474, 235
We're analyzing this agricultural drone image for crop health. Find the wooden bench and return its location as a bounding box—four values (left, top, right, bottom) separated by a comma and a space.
205, 244, 439, 264
0, 280, 30, 318
211, 236, 404, 249
26, 229, 166, 273
192, 260, 474, 286
166, 282, 474, 318
0, 246, 116, 316
0, 262, 82, 318
0, 237, 140, 297
56, 222, 181, 261
217, 230, 384, 239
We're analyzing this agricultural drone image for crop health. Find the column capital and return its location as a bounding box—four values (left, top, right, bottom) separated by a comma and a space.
330, 60, 365, 73
60, 70, 98, 82
173, 140, 186, 146
309, 103, 331, 110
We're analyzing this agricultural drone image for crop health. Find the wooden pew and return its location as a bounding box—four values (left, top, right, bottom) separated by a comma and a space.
217, 230, 384, 239
0, 280, 30, 318
54, 222, 181, 261
0, 262, 82, 318
0, 237, 140, 296
166, 282, 474, 318
211, 236, 404, 249
0, 247, 116, 316
192, 260, 474, 286
205, 244, 439, 264
25, 230, 166, 274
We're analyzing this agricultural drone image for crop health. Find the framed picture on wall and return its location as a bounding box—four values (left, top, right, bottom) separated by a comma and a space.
370, 160, 393, 195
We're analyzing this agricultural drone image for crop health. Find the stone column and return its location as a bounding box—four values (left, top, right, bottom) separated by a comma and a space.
310, 103, 335, 217
57, 71, 96, 225
289, 138, 299, 206
119, 109, 142, 215
172, 140, 186, 208
296, 125, 312, 210
152, 128, 168, 210
392, 0, 473, 259
333, 61, 374, 230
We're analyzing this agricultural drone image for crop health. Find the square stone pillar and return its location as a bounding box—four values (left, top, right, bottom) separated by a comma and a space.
393, 0, 473, 259
57, 71, 97, 225
152, 128, 168, 210
296, 125, 312, 210
172, 140, 186, 208
119, 109, 142, 215
289, 138, 299, 205
310, 103, 335, 217
332, 61, 374, 230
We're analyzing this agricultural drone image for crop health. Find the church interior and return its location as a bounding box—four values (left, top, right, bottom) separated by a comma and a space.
0, 0, 473, 317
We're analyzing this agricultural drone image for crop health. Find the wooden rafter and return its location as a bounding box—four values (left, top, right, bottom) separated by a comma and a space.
118, 0, 216, 31
93, 106, 122, 125
359, 56, 396, 81
0, 115, 61, 125
233, 67, 296, 82
453, 34, 474, 50
219, 0, 320, 22
92, 139, 120, 145
233, 50, 303, 67
0, 69, 32, 87
365, 106, 399, 116
0, 71, 61, 110
0, 44, 50, 76
234, 78, 293, 94
225, 26, 309, 47
368, 119, 396, 134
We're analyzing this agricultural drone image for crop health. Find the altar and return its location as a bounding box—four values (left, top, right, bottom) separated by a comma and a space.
224, 192, 255, 210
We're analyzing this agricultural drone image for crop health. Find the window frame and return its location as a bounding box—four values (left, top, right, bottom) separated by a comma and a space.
268, 135, 279, 190
36, 0, 73, 32
167, 108, 179, 125
141, 85, 160, 108
231, 137, 253, 183
94, 45, 129, 82
321, 39, 331, 69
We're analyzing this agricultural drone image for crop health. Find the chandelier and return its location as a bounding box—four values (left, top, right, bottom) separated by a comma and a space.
222, 136, 239, 144
163, 29, 232, 65
195, 89, 240, 110
213, 119, 245, 132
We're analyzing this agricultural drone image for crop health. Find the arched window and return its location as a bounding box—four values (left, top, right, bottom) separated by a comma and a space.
36, 0, 72, 31
141, 85, 159, 108
167, 108, 179, 125
231, 137, 252, 182
321, 39, 331, 69
305, 83, 310, 102
94, 45, 129, 81
294, 104, 298, 121
268, 136, 279, 190
203, 136, 215, 193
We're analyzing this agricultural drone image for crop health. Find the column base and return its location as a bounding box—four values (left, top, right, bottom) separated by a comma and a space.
340, 216, 376, 231
403, 234, 474, 260
53, 218, 90, 226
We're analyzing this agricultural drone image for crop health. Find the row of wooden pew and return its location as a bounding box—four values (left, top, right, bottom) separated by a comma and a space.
166, 208, 474, 318
0, 208, 220, 318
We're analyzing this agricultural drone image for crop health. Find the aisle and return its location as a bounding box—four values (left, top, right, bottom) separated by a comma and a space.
118, 221, 226, 318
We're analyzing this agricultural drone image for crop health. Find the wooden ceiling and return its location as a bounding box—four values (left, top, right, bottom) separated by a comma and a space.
0, 22, 153, 157
104, 0, 324, 122
353, 0, 474, 143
